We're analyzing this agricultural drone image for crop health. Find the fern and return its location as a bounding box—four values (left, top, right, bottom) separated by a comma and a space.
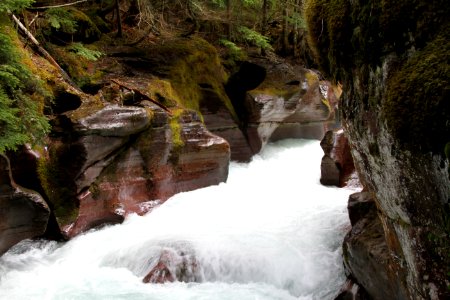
0, 65, 22, 90
220, 39, 245, 61
0, 21, 50, 153
0, 87, 28, 153
0, 0, 34, 13
220, 39, 241, 51
46, 8, 78, 34
238, 26, 273, 50
68, 42, 103, 61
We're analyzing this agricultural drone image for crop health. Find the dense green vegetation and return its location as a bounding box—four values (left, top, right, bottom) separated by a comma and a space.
0, 0, 312, 155
0, 7, 50, 154
304, 0, 450, 155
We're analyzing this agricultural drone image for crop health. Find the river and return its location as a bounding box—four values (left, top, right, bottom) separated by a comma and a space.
0, 139, 358, 300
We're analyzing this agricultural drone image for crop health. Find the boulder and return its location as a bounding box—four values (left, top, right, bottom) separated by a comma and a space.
343, 206, 409, 300
0, 155, 50, 255
143, 247, 200, 284
334, 278, 371, 300
143, 261, 175, 284
6, 146, 64, 241
320, 129, 356, 187
347, 192, 375, 227
221, 60, 340, 161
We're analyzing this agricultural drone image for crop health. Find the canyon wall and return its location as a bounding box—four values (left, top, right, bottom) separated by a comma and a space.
306, 1, 450, 298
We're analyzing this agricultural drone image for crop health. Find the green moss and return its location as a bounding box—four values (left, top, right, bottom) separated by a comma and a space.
305, 0, 450, 154
384, 32, 450, 153
169, 109, 185, 152
304, 0, 352, 82
47, 43, 104, 90
250, 87, 298, 100
304, 0, 448, 83
148, 37, 236, 119
445, 142, 450, 160
68, 93, 104, 121
146, 78, 181, 108
89, 181, 100, 199
37, 143, 79, 225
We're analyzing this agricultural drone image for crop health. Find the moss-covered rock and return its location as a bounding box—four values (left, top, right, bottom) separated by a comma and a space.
47, 43, 104, 92
305, 0, 449, 86
141, 37, 235, 118
305, 0, 450, 298
384, 32, 450, 153
37, 141, 79, 226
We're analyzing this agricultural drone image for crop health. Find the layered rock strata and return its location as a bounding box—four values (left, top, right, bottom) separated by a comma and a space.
45, 102, 230, 237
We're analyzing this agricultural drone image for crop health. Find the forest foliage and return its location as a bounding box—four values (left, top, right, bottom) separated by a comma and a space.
0, 0, 309, 154
0, 3, 50, 154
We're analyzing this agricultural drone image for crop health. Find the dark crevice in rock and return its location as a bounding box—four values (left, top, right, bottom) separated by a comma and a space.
225, 62, 266, 125
50, 91, 82, 115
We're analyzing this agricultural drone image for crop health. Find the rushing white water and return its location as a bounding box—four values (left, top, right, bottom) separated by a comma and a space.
0, 139, 359, 300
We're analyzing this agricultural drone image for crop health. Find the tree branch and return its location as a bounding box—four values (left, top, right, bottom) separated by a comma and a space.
27, 0, 89, 10
111, 79, 173, 115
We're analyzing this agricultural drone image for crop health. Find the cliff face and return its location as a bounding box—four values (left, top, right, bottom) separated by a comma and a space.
305, 1, 450, 298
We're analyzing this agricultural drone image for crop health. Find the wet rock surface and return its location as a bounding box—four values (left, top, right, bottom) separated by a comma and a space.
334, 278, 371, 300
343, 204, 409, 300
319, 129, 356, 187
0, 155, 50, 255
63, 105, 230, 237
143, 247, 200, 284
305, 1, 450, 298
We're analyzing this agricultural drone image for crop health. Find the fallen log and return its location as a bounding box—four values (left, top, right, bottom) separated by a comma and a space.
110, 79, 173, 115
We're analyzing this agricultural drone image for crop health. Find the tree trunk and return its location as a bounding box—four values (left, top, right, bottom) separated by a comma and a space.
115, 0, 122, 37
282, 4, 289, 55
261, 0, 268, 55
293, 0, 300, 57
226, 0, 231, 39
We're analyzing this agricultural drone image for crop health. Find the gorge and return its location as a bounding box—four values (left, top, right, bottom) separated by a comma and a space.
1, 1, 449, 299
0, 140, 359, 299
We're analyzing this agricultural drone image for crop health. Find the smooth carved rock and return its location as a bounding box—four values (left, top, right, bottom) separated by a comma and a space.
73, 105, 151, 136
244, 67, 337, 154
0, 155, 50, 255
65, 108, 230, 237
320, 129, 356, 187
200, 86, 254, 162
